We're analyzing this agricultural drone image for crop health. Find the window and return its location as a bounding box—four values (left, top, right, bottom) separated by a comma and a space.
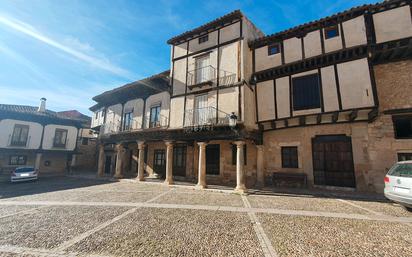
101, 109, 106, 118
53, 129, 68, 147
281, 146, 298, 168
95, 112, 99, 119
194, 55, 210, 84
11, 124, 29, 146
198, 34, 208, 44
149, 105, 161, 128
123, 112, 133, 130
393, 115, 412, 139
292, 74, 321, 111
81, 138, 89, 145
398, 153, 412, 161
153, 150, 166, 166
9, 155, 27, 165
324, 25, 339, 39
268, 44, 280, 55
231, 144, 247, 165
173, 146, 186, 168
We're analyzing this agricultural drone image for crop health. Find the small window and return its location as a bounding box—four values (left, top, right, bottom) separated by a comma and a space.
149, 105, 161, 128
281, 146, 298, 168
268, 44, 280, 55
81, 138, 89, 145
292, 74, 321, 111
101, 109, 106, 118
324, 25, 339, 39
95, 112, 99, 119
393, 115, 412, 139
123, 112, 133, 130
398, 153, 412, 161
53, 129, 68, 148
11, 124, 29, 146
9, 155, 27, 165
198, 35, 209, 44
231, 144, 247, 165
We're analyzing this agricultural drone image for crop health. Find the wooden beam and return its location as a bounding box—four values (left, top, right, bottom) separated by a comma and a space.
368, 108, 379, 121
332, 112, 339, 123
349, 109, 358, 121
299, 116, 306, 126
317, 114, 322, 124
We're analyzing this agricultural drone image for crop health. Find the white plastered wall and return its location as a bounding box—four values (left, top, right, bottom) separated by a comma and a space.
0, 119, 43, 149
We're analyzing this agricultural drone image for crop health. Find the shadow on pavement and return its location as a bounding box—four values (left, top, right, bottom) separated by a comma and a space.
0, 175, 115, 200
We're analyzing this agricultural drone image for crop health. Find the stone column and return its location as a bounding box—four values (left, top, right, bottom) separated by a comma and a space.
97, 144, 105, 177
137, 141, 146, 181
34, 153, 42, 171
196, 142, 207, 189
164, 141, 174, 185
114, 143, 125, 179
234, 141, 247, 193
256, 145, 265, 188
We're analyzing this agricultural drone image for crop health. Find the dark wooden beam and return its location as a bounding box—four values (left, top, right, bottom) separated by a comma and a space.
317, 114, 322, 124
349, 110, 358, 121
299, 116, 306, 126
332, 112, 339, 123
368, 108, 379, 121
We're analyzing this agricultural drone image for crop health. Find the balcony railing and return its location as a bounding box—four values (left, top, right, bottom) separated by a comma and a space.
187, 66, 236, 88
184, 106, 230, 128
8, 134, 30, 147
101, 114, 169, 135
52, 138, 68, 149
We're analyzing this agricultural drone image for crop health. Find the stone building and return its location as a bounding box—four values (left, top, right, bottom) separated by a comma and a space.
91, 0, 412, 193
0, 99, 92, 176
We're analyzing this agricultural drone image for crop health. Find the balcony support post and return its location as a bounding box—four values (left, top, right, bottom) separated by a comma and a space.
196, 142, 208, 189
164, 141, 174, 185
234, 141, 247, 194
97, 144, 105, 177
114, 143, 126, 179
137, 141, 146, 181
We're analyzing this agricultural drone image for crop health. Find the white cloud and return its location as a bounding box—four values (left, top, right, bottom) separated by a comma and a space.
0, 14, 133, 80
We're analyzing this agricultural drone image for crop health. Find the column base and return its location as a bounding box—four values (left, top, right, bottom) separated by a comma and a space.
164, 179, 174, 186
195, 184, 207, 190
136, 177, 145, 182
113, 174, 123, 179
148, 173, 160, 179
254, 182, 264, 189
234, 185, 247, 194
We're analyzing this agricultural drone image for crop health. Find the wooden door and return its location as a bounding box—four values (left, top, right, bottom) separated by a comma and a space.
312, 135, 356, 188
173, 145, 187, 177
206, 144, 220, 175
153, 149, 166, 178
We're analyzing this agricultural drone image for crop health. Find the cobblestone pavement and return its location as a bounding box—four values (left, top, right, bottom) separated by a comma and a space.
0, 177, 411, 257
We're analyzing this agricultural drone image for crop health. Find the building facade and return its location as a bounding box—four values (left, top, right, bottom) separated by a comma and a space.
91, 0, 412, 193
0, 99, 91, 176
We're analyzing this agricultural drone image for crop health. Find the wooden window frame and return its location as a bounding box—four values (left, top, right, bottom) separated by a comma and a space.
324, 25, 339, 39
11, 124, 29, 147
281, 146, 299, 168
268, 43, 280, 56
9, 155, 27, 165
292, 73, 321, 111
149, 105, 161, 128
198, 34, 209, 44
392, 115, 412, 139
123, 112, 133, 130
53, 128, 68, 148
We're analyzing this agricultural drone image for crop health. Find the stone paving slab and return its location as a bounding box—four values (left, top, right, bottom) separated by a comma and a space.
346, 200, 412, 217
258, 213, 412, 257
0, 206, 129, 249
247, 195, 368, 214
153, 189, 244, 207
68, 208, 263, 257
71, 190, 166, 203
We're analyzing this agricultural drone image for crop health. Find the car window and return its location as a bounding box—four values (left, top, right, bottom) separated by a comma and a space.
15, 168, 34, 173
388, 163, 412, 178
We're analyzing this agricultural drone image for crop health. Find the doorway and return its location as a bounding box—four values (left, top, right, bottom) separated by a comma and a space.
173, 145, 187, 177
153, 149, 166, 178
206, 144, 220, 175
104, 156, 111, 175
312, 135, 356, 188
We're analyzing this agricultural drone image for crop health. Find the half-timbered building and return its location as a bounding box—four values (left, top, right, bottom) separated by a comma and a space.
91, 0, 412, 193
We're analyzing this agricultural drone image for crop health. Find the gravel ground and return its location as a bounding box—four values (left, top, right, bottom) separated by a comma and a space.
346, 200, 412, 217
68, 208, 263, 257
259, 213, 412, 257
247, 195, 368, 214
72, 190, 166, 203
0, 205, 39, 217
0, 206, 129, 249
153, 189, 244, 207
0, 190, 90, 202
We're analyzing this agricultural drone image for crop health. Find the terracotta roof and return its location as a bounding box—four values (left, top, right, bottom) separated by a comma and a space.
167, 10, 243, 45
0, 104, 88, 125
90, 70, 170, 111
250, 0, 409, 48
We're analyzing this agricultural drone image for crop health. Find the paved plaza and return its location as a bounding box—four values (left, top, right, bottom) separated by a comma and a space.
0, 177, 411, 257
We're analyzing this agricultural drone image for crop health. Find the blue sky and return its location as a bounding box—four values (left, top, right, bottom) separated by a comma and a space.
0, 0, 376, 115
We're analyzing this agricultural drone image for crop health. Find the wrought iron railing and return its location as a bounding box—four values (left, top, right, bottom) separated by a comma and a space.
8, 134, 30, 147
187, 66, 236, 87
101, 114, 169, 135
52, 137, 68, 149
184, 106, 230, 127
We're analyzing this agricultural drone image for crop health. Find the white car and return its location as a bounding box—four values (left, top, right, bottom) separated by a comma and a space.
11, 166, 38, 183
384, 161, 412, 212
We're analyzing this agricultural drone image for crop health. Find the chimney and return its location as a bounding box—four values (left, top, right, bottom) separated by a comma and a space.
38, 97, 46, 112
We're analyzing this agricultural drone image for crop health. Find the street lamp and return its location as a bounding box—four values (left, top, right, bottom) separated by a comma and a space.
229, 112, 238, 128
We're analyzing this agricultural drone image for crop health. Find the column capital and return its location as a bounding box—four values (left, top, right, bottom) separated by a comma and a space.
164, 140, 174, 147
137, 141, 146, 150
256, 145, 264, 151
233, 141, 246, 147
197, 142, 208, 148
